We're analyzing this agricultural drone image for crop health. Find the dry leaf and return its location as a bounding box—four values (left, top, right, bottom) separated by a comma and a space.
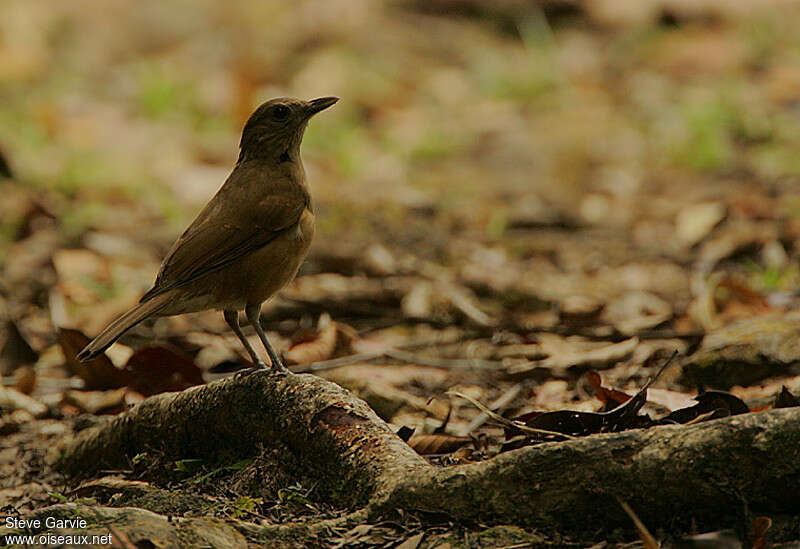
675, 201, 726, 247
395, 533, 425, 549
0, 320, 39, 375
58, 328, 132, 390
13, 365, 36, 395
125, 346, 204, 396
407, 434, 471, 455
511, 335, 638, 374
62, 388, 127, 414
286, 314, 338, 365
0, 384, 47, 417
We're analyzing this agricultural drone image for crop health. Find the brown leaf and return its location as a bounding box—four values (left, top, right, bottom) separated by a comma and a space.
286, 314, 338, 365
124, 346, 204, 396
646, 388, 697, 412
407, 434, 471, 455
661, 391, 749, 425
0, 320, 39, 375
508, 352, 676, 439
675, 201, 726, 248
361, 244, 397, 276
679, 530, 742, 548
58, 328, 132, 390
62, 388, 127, 414
13, 365, 36, 395
0, 409, 35, 436
774, 386, 800, 409
603, 291, 672, 335
69, 477, 153, 500
52, 249, 112, 305
510, 335, 638, 374
714, 278, 773, 326
395, 533, 425, 549
0, 385, 47, 417
750, 517, 771, 549
585, 370, 631, 407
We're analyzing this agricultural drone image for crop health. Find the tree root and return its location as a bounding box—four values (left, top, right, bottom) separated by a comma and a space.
55, 371, 800, 541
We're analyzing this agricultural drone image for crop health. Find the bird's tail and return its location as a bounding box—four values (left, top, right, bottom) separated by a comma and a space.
77, 294, 171, 361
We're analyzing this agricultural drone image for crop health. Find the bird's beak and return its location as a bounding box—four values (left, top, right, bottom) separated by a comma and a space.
305, 97, 339, 117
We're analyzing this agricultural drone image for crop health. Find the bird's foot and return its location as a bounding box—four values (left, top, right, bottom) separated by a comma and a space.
269, 359, 291, 375
234, 361, 268, 379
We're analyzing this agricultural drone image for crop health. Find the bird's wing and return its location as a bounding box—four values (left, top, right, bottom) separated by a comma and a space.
140, 176, 308, 302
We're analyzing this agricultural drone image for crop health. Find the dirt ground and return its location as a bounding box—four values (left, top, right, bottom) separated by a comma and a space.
1, 1, 800, 547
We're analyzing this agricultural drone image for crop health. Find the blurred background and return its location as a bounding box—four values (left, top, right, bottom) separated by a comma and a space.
2, 0, 800, 474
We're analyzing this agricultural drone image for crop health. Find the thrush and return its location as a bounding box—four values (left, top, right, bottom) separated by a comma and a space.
78, 96, 339, 373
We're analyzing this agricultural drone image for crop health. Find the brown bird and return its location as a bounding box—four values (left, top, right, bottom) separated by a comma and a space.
78, 96, 339, 374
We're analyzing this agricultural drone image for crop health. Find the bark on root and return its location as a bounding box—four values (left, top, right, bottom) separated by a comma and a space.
55, 371, 800, 539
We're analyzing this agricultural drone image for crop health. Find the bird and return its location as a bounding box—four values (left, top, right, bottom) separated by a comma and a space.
77, 96, 339, 374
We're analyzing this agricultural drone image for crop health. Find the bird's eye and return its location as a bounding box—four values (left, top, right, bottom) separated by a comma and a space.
272, 105, 290, 120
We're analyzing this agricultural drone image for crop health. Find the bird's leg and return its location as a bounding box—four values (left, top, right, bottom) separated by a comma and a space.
224, 309, 267, 376
245, 304, 289, 373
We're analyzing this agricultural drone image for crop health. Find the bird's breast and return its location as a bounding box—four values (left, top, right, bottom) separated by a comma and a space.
295, 207, 315, 244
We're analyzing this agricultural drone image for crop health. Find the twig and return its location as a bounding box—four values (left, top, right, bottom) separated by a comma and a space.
460, 383, 522, 436
385, 349, 505, 370
292, 352, 385, 373
616, 496, 660, 549
446, 390, 577, 440
292, 348, 509, 373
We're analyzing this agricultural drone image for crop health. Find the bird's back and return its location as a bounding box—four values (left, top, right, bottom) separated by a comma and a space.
140, 160, 310, 305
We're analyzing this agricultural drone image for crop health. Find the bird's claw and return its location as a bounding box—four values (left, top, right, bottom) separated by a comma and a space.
234, 360, 291, 379
270, 361, 291, 375
235, 361, 268, 379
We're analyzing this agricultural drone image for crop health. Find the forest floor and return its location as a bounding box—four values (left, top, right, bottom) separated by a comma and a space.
2, 1, 800, 547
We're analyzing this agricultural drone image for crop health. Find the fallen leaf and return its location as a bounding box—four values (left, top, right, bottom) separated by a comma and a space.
13, 365, 36, 395
603, 291, 672, 335
395, 533, 425, 549
402, 280, 433, 318
511, 335, 638, 374
361, 244, 397, 276
52, 249, 112, 305
645, 388, 696, 413
286, 314, 338, 365
508, 352, 676, 439
678, 530, 742, 549
774, 386, 800, 409
407, 434, 471, 455
69, 477, 153, 500
750, 517, 771, 549
695, 220, 776, 274
0, 320, 39, 375
124, 346, 204, 396
586, 370, 631, 407
661, 390, 749, 425
0, 384, 47, 417
62, 388, 127, 414
58, 328, 132, 390
675, 201, 726, 248
0, 409, 35, 436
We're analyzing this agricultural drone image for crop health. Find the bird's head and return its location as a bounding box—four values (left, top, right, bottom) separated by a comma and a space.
238, 97, 338, 163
